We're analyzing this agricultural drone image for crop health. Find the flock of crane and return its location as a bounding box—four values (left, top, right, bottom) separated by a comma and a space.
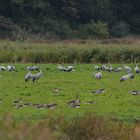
93, 64, 140, 96
0, 63, 139, 83
0, 65, 43, 82
0, 63, 139, 86
24, 64, 75, 82
1, 64, 139, 82
93, 64, 139, 82
0, 63, 140, 109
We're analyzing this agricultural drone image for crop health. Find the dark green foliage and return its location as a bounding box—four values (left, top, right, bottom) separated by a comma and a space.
110, 21, 130, 37
0, 16, 18, 39
79, 21, 109, 39
0, 0, 139, 39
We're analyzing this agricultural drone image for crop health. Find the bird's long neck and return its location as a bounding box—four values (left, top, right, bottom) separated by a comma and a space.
76, 94, 78, 100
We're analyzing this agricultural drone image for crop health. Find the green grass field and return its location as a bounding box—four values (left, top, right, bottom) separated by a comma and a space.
0, 63, 140, 123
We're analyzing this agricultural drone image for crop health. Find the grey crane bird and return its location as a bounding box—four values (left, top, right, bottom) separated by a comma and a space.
26, 66, 39, 71
58, 64, 75, 72
123, 65, 132, 73
109, 65, 114, 72
134, 64, 140, 74
7, 65, 16, 71
32, 70, 43, 82
120, 73, 134, 82
114, 67, 122, 72
67, 65, 75, 72
101, 64, 107, 70
120, 74, 129, 82
129, 90, 140, 95
68, 94, 80, 108
90, 89, 106, 94
93, 72, 102, 79
101, 64, 110, 71
25, 72, 33, 82
0, 66, 6, 71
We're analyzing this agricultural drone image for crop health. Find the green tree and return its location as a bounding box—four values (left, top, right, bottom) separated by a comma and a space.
80, 20, 109, 39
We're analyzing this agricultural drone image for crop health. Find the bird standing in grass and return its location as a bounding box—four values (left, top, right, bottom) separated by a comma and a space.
0, 66, 6, 71
32, 70, 43, 82
24, 70, 43, 82
93, 72, 102, 79
101, 64, 106, 70
124, 65, 132, 73
135, 64, 140, 74
7, 65, 17, 71
24, 72, 33, 82
109, 65, 114, 72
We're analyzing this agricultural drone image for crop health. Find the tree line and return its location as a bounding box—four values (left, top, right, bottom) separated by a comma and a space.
0, 0, 139, 40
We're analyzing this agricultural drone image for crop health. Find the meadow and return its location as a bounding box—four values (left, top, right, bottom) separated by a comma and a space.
0, 63, 140, 123
0, 63, 139, 140
0, 39, 140, 139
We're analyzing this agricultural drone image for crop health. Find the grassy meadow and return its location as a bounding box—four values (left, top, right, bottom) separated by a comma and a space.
0, 39, 140, 139
0, 63, 140, 122
0, 63, 139, 139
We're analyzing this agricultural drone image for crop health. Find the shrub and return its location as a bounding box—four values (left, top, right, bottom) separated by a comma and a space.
79, 20, 109, 39
37, 19, 73, 39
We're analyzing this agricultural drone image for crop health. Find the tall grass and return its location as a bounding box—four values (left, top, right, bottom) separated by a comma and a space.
0, 39, 140, 63
63, 114, 134, 140
0, 114, 136, 140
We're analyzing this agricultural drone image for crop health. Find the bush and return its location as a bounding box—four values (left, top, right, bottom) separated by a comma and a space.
79, 20, 109, 39
36, 19, 73, 39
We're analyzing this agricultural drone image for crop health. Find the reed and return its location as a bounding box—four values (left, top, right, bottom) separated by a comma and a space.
0, 39, 140, 63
